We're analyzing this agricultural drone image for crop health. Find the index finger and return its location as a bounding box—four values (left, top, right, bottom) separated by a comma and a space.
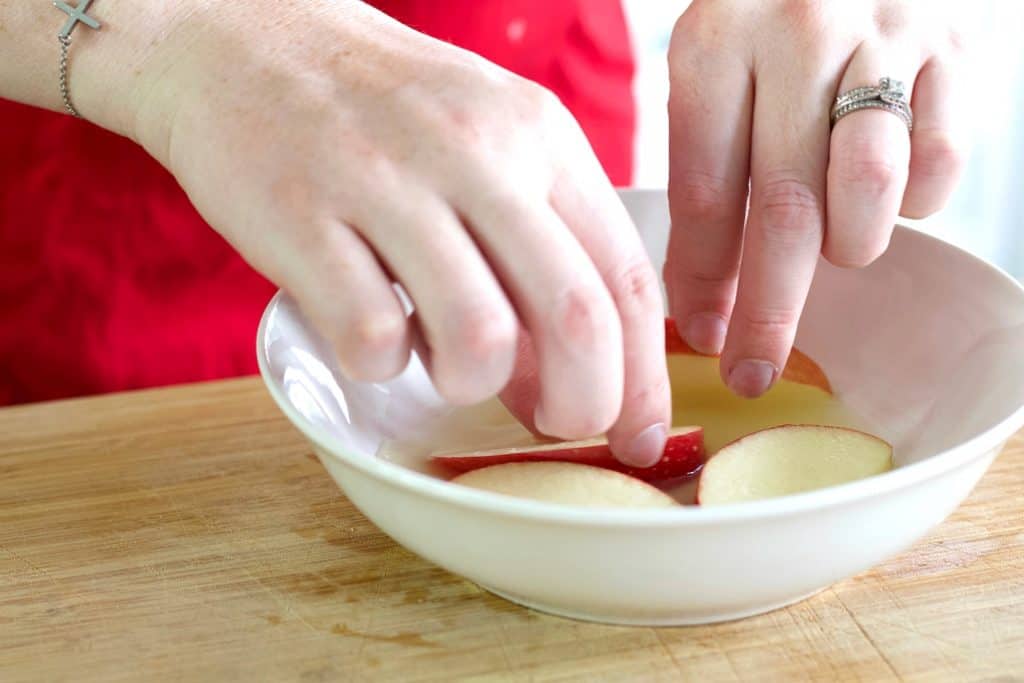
721, 68, 832, 398
550, 156, 672, 468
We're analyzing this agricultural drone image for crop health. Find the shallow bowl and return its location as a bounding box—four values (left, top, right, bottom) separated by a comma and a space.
257, 189, 1024, 625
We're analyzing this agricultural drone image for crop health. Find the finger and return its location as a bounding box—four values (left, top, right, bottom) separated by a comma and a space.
497, 327, 542, 436
901, 57, 966, 218
280, 221, 412, 382
665, 37, 753, 356
353, 190, 518, 405
458, 184, 624, 441
826, 47, 917, 267
550, 159, 671, 468
721, 65, 833, 398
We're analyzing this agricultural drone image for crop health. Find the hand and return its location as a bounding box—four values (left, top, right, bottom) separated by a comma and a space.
130, 2, 671, 466
665, 0, 966, 397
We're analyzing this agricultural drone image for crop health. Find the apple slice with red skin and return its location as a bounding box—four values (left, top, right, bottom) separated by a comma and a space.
664, 319, 832, 394
432, 425, 705, 482
696, 425, 893, 505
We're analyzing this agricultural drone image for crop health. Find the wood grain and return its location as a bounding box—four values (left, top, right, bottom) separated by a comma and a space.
1, 378, 1021, 682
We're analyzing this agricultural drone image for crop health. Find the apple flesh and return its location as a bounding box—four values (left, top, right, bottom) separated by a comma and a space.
696, 425, 893, 505
498, 319, 831, 441
431, 426, 705, 482
665, 351, 849, 454
664, 319, 832, 394
451, 462, 678, 508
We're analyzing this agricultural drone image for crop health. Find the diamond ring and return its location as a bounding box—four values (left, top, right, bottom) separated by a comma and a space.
830, 77, 913, 132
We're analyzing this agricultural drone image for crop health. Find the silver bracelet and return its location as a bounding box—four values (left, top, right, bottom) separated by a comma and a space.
54, 0, 102, 118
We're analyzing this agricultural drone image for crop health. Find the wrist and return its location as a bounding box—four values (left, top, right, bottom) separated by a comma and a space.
66, 1, 200, 140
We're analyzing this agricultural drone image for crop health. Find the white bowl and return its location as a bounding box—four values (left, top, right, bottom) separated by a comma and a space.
257, 189, 1024, 625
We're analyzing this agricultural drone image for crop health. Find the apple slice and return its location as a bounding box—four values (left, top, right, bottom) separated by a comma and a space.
664, 319, 832, 394
452, 462, 678, 508
431, 426, 705, 482
697, 425, 893, 505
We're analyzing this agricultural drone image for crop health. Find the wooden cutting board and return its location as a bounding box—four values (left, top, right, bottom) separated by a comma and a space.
1, 377, 1022, 681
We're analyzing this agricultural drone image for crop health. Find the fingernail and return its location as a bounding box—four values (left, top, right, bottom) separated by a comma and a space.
727, 360, 778, 398
684, 313, 728, 356
619, 423, 668, 468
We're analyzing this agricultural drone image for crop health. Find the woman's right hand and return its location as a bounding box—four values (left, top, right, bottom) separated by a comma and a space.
127, 1, 671, 466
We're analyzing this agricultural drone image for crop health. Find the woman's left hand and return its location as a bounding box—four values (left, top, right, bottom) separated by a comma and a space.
665, 0, 967, 398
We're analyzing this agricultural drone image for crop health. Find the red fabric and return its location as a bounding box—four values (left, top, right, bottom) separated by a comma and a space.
0, 0, 635, 406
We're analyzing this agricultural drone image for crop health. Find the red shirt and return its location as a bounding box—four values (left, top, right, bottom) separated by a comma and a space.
0, 0, 635, 406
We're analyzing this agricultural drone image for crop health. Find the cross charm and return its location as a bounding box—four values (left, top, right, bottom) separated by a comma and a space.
54, 0, 101, 39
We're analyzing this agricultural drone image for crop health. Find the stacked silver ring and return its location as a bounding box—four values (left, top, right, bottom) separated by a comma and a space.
830, 77, 913, 132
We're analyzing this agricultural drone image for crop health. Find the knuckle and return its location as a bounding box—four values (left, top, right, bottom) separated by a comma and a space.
329, 311, 409, 382
668, 14, 692, 54
524, 87, 581, 150
450, 304, 519, 364
366, 153, 399, 186
670, 5, 717, 53
278, 224, 359, 285
679, 267, 737, 294
431, 303, 518, 404
609, 260, 661, 314
912, 130, 964, 179
781, 0, 826, 31
735, 305, 801, 339
756, 175, 824, 246
872, 4, 910, 38
665, 236, 742, 293
665, 263, 737, 318
782, 0, 822, 20
280, 221, 332, 262
267, 175, 317, 220
517, 81, 567, 126
550, 281, 615, 350
834, 137, 901, 194
778, 0, 833, 58
847, 158, 898, 193
341, 312, 408, 360
472, 183, 543, 225
347, 147, 400, 194
671, 170, 741, 223
438, 104, 484, 147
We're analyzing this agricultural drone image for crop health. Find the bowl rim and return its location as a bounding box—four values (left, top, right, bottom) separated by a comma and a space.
256, 224, 1024, 527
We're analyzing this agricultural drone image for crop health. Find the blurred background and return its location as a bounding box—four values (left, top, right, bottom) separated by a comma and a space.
623, 1, 1024, 281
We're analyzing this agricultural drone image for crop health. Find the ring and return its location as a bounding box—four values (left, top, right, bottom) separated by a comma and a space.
830, 77, 913, 132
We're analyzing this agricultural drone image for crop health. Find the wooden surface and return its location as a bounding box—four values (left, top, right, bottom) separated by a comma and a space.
1, 377, 1022, 682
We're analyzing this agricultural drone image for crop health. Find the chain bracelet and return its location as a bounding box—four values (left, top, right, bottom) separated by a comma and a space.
53, 1, 102, 119
58, 34, 81, 118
